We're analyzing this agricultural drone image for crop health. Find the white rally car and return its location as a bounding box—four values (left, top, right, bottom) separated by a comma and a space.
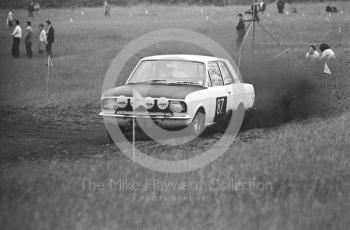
100, 55, 255, 135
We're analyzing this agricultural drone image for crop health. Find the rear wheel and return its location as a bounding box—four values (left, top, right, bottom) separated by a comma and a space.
214, 110, 233, 133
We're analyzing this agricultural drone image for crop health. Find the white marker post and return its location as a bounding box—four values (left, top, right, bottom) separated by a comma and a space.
46, 63, 50, 96
46, 56, 54, 99
324, 62, 332, 105
338, 26, 342, 47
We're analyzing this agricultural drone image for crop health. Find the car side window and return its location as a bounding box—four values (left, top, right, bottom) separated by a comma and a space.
208, 62, 224, 86
218, 61, 233, 85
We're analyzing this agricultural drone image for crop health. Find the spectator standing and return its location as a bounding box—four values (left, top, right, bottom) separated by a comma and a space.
318, 43, 339, 100
236, 13, 246, 49
46, 20, 54, 58
38, 24, 46, 54
305, 45, 320, 60
11, 20, 22, 58
104, 1, 111, 17
277, 0, 285, 14
6, 10, 14, 28
319, 43, 336, 60
259, 0, 266, 12
24, 21, 33, 58
34, 1, 40, 15
28, 1, 35, 18
319, 43, 336, 76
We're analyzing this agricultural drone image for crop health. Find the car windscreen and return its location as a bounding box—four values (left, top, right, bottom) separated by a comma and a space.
127, 60, 205, 86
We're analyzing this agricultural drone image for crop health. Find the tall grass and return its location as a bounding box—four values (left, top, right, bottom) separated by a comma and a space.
1, 111, 349, 230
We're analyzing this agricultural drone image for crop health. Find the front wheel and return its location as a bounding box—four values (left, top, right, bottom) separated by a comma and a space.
189, 111, 205, 136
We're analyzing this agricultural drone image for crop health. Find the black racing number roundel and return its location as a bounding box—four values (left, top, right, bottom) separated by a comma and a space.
214, 96, 227, 122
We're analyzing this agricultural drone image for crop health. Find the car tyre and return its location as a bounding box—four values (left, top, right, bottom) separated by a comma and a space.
189, 111, 205, 137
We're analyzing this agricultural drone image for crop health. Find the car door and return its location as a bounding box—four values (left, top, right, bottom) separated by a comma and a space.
218, 60, 236, 112
206, 61, 230, 123
220, 60, 247, 111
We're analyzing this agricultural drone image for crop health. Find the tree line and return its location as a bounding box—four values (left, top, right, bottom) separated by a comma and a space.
0, 0, 345, 9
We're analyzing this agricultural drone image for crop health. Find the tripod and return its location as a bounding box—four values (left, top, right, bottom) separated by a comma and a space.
237, 2, 280, 56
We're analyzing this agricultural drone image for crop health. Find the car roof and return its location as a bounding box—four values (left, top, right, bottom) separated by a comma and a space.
141, 54, 222, 63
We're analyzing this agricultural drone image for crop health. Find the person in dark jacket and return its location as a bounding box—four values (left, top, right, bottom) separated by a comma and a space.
45, 20, 54, 57
236, 13, 246, 49
277, 0, 285, 14
24, 21, 33, 58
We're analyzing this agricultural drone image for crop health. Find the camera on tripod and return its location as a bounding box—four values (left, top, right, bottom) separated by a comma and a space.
245, 0, 266, 22
237, 0, 279, 54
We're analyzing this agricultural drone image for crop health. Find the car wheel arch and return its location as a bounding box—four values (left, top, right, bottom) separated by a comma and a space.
196, 106, 205, 115
189, 107, 206, 136
192, 105, 206, 122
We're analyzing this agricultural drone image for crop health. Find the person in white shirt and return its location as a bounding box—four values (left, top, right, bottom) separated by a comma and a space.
38, 24, 46, 54
319, 43, 336, 60
11, 20, 22, 57
305, 45, 320, 60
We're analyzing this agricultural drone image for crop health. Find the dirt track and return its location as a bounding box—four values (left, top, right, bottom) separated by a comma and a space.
0, 105, 118, 163
0, 105, 267, 164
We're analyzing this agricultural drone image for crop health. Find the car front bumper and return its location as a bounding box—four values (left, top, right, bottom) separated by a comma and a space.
99, 111, 192, 128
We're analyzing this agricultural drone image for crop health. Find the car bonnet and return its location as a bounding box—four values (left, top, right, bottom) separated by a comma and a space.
103, 84, 206, 100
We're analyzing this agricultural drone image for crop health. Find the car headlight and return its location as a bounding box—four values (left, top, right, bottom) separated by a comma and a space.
102, 98, 117, 111
157, 97, 169, 110
144, 97, 155, 109
129, 98, 139, 108
169, 101, 186, 113
116, 95, 128, 109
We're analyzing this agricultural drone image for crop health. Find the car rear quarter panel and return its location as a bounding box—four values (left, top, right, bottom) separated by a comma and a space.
242, 83, 255, 109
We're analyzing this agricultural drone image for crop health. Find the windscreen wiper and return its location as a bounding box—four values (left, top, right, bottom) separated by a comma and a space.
128, 79, 168, 84
167, 81, 203, 86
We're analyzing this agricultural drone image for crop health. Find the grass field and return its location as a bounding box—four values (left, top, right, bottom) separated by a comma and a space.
1, 2, 350, 230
